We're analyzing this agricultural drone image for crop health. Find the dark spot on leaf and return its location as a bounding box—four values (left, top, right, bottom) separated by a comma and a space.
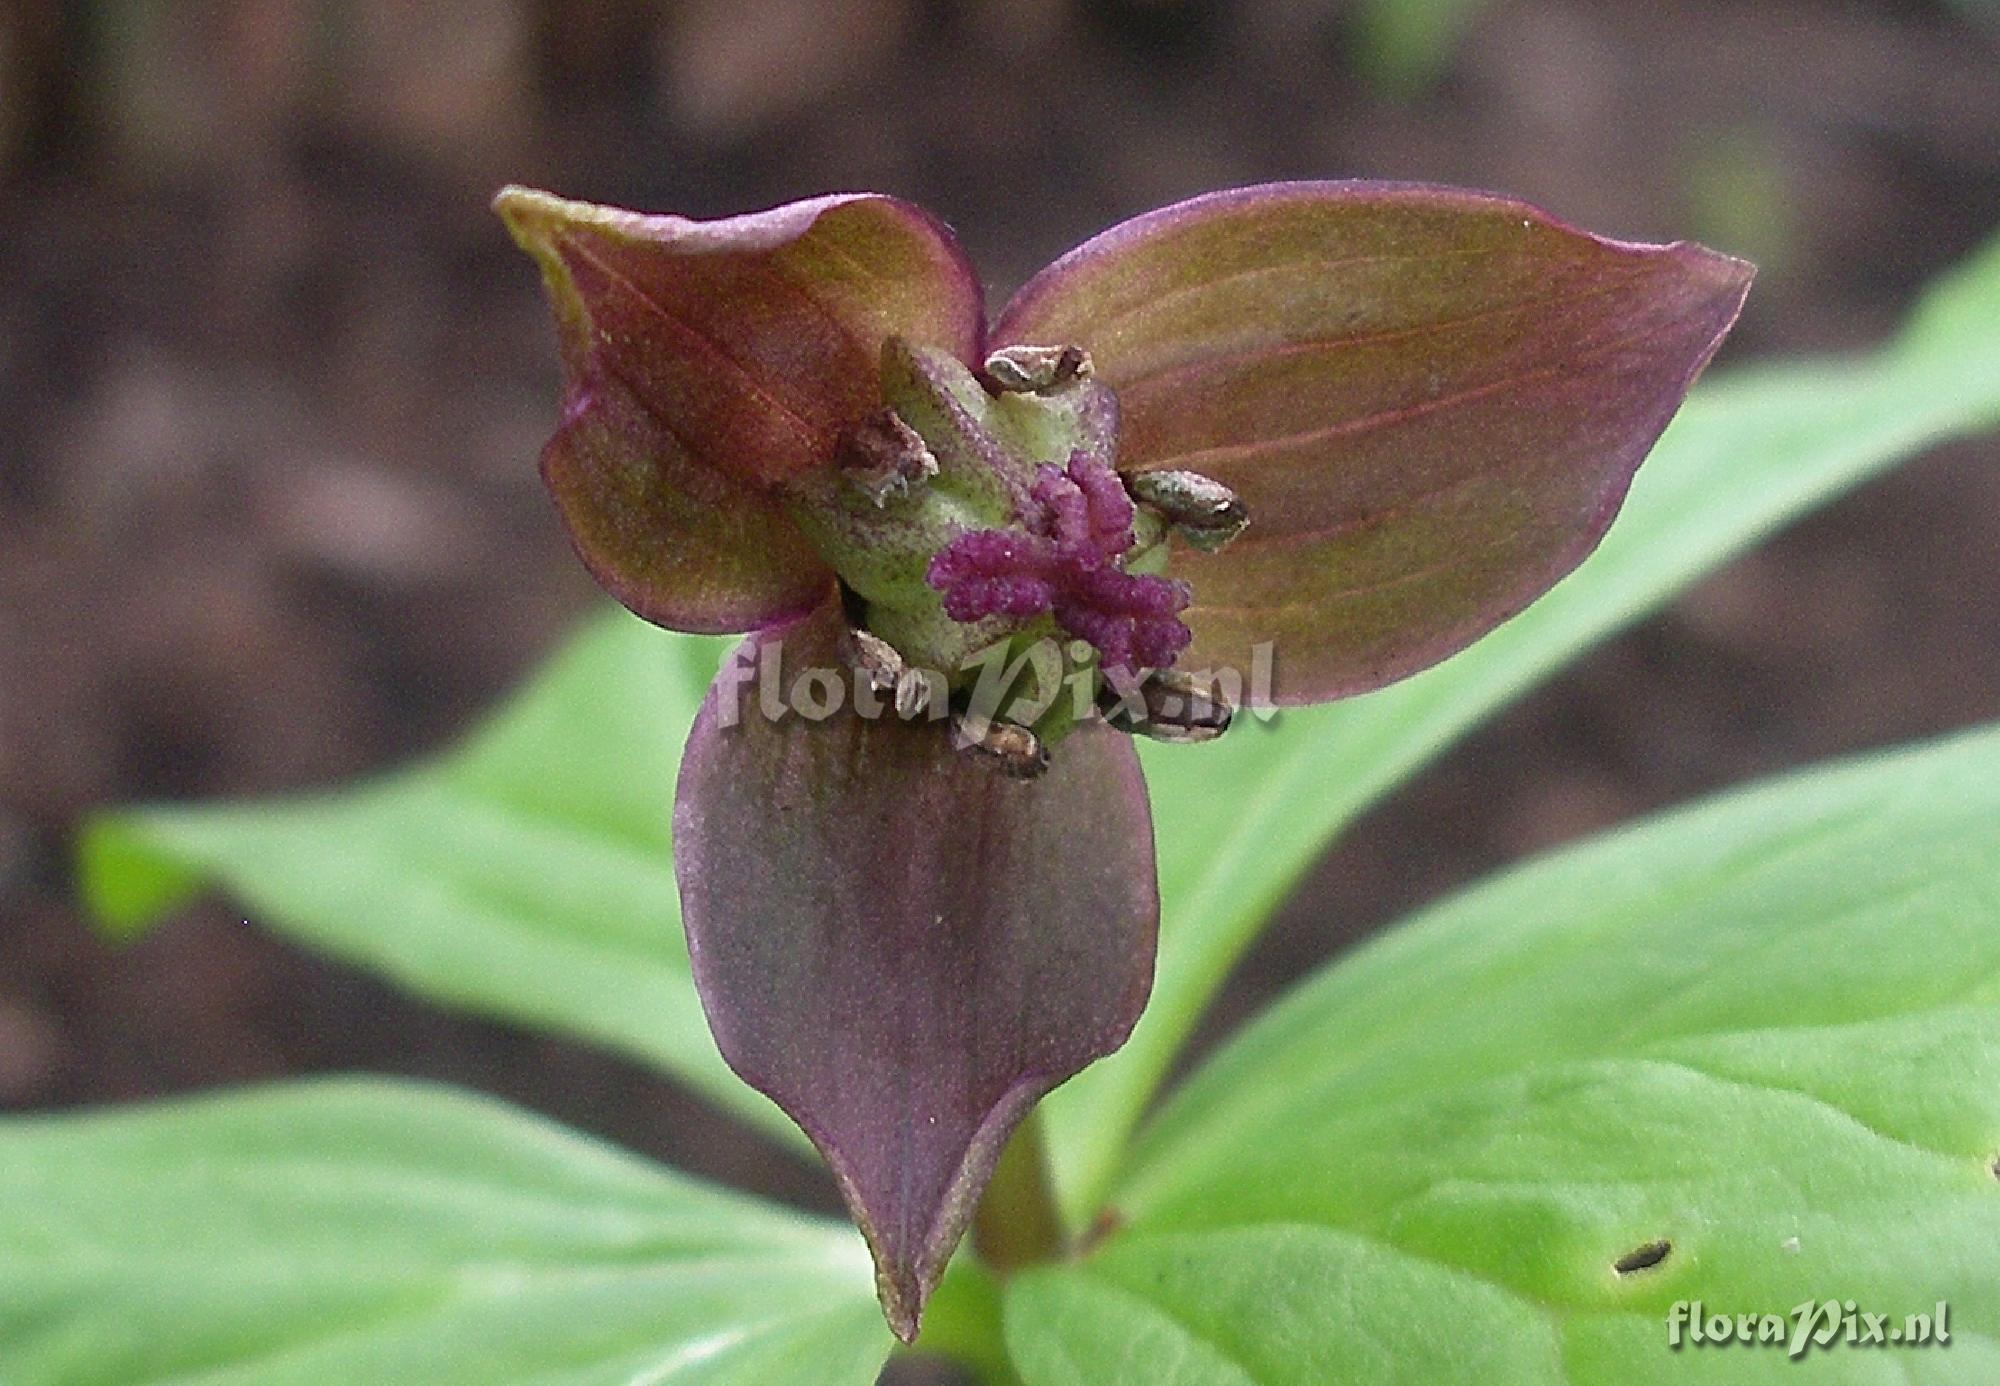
1079, 1206, 1125, 1257
1990, 1154, 2000, 1181
1615, 1239, 1672, 1275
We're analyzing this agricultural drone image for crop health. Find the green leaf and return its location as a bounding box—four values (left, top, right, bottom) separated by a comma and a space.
1035, 227, 2000, 1226
1351, 0, 1489, 95
75, 613, 797, 1147
0, 1078, 889, 1384
1008, 722, 2000, 1383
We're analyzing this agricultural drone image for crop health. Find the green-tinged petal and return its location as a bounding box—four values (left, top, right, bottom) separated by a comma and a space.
541, 366, 835, 633
499, 187, 985, 632
996, 181, 1750, 703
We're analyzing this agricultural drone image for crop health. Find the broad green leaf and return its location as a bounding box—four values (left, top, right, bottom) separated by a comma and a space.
0, 1078, 888, 1384
1008, 722, 2000, 1383
1352, 0, 1490, 94
75, 613, 788, 1145
1036, 228, 2000, 1225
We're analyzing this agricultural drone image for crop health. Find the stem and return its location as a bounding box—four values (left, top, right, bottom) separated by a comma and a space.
971, 1109, 1066, 1274
901, 1256, 1019, 1386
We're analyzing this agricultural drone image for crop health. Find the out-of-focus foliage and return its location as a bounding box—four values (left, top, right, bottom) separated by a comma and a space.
80, 620, 786, 1143
1351, 0, 1489, 93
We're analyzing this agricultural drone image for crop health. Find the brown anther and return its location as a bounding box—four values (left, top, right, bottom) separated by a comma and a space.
985, 344, 1093, 394
953, 715, 1050, 779
844, 627, 941, 720
837, 408, 937, 506
893, 669, 939, 720
843, 627, 905, 690
1127, 469, 1249, 553
1101, 669, 1235, 744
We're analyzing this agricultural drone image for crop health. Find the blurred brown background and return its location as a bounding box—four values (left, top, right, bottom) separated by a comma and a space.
2, 0, 1998, 1307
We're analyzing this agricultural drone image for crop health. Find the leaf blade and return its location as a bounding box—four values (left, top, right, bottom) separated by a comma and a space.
1010, 721, 2000, 1383
76, 612, 803, 1149
0, 1078, 889, 1386
1034, 229, 2000, 1225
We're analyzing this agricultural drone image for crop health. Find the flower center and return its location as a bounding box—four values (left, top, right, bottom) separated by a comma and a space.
780, 335, 1245, 764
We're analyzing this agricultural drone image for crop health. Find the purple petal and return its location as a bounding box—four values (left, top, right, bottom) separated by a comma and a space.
542, 370, 835, 633
994, 181, 1752, 703
673, 606, 1157, 1339
499, 187, 985, 632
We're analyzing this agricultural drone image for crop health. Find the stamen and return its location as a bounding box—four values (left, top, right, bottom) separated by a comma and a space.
840, 626, 938, 719
1099, 668, 1234, 743
952, 715, 1050, 779
837, 408, 938, 506
1127, 468, 1248, 552
985, 344, 1092, 393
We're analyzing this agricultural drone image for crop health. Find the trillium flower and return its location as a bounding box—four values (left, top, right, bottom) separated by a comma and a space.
497, 181, 1750, 1338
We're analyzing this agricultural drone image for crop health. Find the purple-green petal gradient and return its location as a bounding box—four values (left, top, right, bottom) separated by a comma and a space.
673, 607, 1158, 1340
539, 368, 835, 633
498, 187, 985, 633
995, 181, 1753, 704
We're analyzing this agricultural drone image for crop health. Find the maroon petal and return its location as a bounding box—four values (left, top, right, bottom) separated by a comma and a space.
500, 187, 985, 632
542, 368, 835, 633
673, 606, 1157, 1339
994, 182, 1752, 703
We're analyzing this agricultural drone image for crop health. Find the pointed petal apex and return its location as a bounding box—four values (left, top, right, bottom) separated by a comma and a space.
673, 609, 1157, 1336
996, 181, 1753, 703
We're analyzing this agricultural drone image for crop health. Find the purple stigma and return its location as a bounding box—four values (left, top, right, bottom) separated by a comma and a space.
925, 452, 1192, 671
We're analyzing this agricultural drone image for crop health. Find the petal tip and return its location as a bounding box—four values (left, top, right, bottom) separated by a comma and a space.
879, 1273, 925, 1344
491, 183, 565, 255
492, 185, 602, 322
492, 185, 651, 273
1667, 240, 1758, 312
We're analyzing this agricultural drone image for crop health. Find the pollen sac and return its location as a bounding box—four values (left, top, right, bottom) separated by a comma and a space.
953, 714, 1052, 779
1098, 667, 1235, 743
985, 343, 1092, 393
1128, 468, 1249, 553
838, 408, 939, 507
